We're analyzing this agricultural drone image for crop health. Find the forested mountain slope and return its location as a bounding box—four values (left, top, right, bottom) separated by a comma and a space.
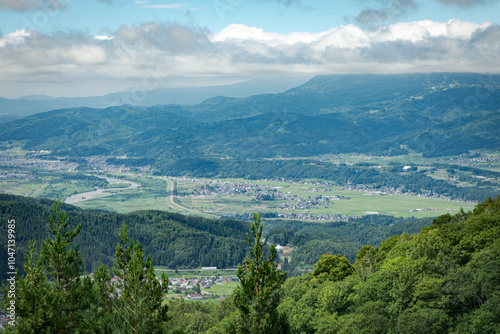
1, 193, 498, 333
276, 196, 500, 333
159, 197, 500, 333
0, 73, 498, 159
0, 194, 250, 281
0, 194, 432, 282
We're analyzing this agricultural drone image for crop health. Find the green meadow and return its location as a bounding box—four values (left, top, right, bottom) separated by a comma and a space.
0, 167, 482, 218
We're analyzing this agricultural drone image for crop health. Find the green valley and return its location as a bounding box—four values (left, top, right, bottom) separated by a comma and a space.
0, 73, 499, 332
0, 151, 481, 218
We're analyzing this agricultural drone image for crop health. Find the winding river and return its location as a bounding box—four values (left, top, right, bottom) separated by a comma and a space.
64, 175, 140, 205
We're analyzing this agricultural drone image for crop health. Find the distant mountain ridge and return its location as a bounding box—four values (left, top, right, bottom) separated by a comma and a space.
0, 73, 498, 160
0, 77, 310, 123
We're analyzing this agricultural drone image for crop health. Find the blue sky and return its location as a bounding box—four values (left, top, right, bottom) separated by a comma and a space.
0, 0, 499, 97
1, 0, 499, 35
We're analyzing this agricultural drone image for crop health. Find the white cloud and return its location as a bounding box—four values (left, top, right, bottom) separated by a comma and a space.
94, 35, 115, 40
0, 29, 30, 47
375, 19, 491, 42
65, 45, 107, 64
210, 24, 331, 45
0, 20, 498, 97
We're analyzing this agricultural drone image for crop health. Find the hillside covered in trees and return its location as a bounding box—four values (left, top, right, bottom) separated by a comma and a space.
0, 194, 431, 282
276, 196, 500, 333
0, 73, 498, 161
0, 194, 251, 281
2, 195, 499, 332
163, 196, 500, 333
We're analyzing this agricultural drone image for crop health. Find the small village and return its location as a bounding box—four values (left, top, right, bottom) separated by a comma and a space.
172, 175, 475, 221
74, 269, 240, 303
0, 150, 78, 173
167, 274, 240, 301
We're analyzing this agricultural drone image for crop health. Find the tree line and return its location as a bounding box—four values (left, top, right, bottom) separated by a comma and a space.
2, 205, 289, 333
0, 194, 250, 282
2, 196, 499, 333
0, 194, 431, 282
148, 196, 500, 333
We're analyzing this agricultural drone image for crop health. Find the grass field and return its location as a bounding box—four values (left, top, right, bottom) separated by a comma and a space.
173, 177, 475, 218
0, 171, 99, 199
2, 143, 494, 221
0, 168, 477, 218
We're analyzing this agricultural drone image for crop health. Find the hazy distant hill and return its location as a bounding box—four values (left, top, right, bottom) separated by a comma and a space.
162, 73, 500, 159
0, 73, 498, 159
0, 77, 310, 123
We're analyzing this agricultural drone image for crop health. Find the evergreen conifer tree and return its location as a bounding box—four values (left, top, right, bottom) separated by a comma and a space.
2, 242, 57, 333
112, 224, 169, 333
2, 200, 94, 333
41, 200, 82, 287
233, 213, 290, 333
42, 200, 96, 332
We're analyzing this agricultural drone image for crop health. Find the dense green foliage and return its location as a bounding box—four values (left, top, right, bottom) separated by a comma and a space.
0, 194, 250, 282
2, 196, 499, 333
233, 214, 289, 333
2, 202, 95, 333
0, 194, 431, 282
41, 201, 82, 287
160, 197, 500, 333
130, 197, 499, 334
111, 224, 169, 333
267, 215, 432, 277
276, 196, 500, 333
2, 203, 170, 333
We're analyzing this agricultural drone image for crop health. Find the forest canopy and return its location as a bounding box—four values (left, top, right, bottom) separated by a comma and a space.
2, 196, 499, 333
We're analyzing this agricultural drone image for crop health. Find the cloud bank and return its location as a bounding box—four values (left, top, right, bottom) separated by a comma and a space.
0, 20, 498, 96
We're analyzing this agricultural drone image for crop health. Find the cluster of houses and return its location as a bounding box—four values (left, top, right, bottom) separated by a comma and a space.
177, 178, 355, 220
227, 211, 348, 222
316, 153, 380, 163
342, 183, 470, 203
269, 194, 348, 212
0, 273, 241, 328
0, 151, 78, 172
438, 152, 500, 169
188, 180, 286, 200
0, 151, 153, 179
82, 155, 153, 174
170, 275, 239, 290
409, 208, 456, 213
80, 272, 239, 302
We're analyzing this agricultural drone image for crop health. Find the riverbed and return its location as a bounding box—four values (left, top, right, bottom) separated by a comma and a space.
64, 175, 140, 205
